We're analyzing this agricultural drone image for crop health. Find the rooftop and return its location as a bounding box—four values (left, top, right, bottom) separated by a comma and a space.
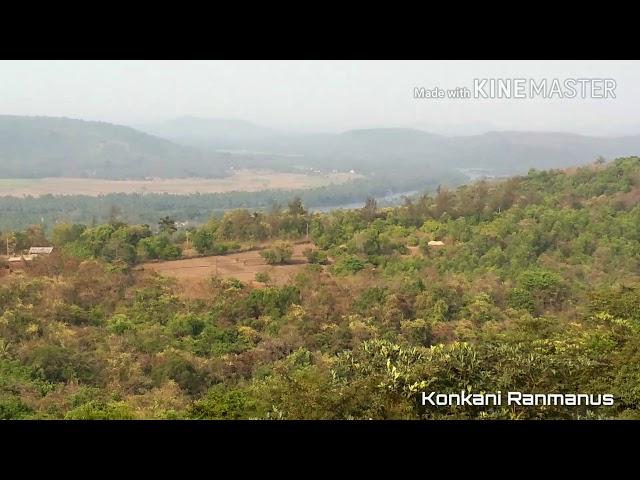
28, 246, 54, 255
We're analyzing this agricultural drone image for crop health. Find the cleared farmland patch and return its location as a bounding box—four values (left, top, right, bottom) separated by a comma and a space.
143, 241, 318, 298
0, 169, 360, 197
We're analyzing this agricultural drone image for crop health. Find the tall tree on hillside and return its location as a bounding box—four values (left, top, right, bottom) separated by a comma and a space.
107, 205, 123, 226
434, 186, 454, 219
4, 232, 16, 256
159, 216, 177, 235
361, 197, 378, 221
25, 224, 49, 247
288, 197, 306, 216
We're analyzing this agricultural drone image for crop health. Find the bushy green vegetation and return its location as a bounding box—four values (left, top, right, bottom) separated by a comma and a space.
260, 243, 293, 265
3, 157, 640, 419
255, 272, 271, 284
303, 248, 328, 265
2, 220, 182, 265
0, 172, 456, 232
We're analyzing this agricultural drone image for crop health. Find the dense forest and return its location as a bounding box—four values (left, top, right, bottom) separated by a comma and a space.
0, 169, 465, 231
2, 157, 640, 419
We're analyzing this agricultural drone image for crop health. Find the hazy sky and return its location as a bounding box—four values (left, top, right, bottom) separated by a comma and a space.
0, 60, 638, 136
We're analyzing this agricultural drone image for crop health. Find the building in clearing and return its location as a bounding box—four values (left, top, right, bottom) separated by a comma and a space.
6, 255, 33, 272
5, 247, 54, 273
427, 240, 445, 248
29, 246, 54, 255
9, 255, 33, 262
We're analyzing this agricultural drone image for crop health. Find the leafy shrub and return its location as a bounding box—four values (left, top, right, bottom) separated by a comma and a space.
151, 354, 207, 395
508, 288, 535, 313
260, 242, 293, 265
400, 319, 433, 346
193, 227, 240, 255
354, 287, 387, 314
192, 325, 248, 356
589, 285, 640, 321
0, 397, 33, 419
303, 248, 328, 264
107, 313, 134, 334
27, 345, 93, 383
65, 401, 135, 420
51, 302, 93, 326
255, 271, 271, 283
247, 286, 301, 318
167, 313, 206, 337
187, 385, 256, 419
211, 242, 241, 255
331, 256, 365, 275
138, 234, 182, 260
192, 229, 214, 254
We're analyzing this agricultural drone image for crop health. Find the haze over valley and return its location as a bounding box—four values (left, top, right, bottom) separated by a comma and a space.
4, 114, 640, 188
6, 61, 640, 421
2, 60, 640, 231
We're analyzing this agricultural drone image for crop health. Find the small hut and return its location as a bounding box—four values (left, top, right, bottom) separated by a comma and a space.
7, 255, 30, 272
28, 246, 54, 256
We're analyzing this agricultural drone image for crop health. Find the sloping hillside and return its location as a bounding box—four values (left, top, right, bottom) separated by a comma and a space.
451, 131, 640, 172
142, 118, 640, 176
0, 115, 232, 179
139, 117, 278, 149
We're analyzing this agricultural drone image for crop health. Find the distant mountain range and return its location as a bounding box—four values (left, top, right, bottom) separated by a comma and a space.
138, 117, 278, 150
290, 128, 640, 174
0, 115, 233, 179
3, 115, 640, 180
139, 117, 640, 175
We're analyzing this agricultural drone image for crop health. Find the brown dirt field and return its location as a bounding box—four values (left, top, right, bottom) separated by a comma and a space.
143, 241, 318, 298
0, 169, 360, 197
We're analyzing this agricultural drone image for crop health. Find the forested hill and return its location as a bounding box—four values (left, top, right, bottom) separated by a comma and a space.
0, 115, 232, 179
399, 156, 640, 222
3, 158, 640, 419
